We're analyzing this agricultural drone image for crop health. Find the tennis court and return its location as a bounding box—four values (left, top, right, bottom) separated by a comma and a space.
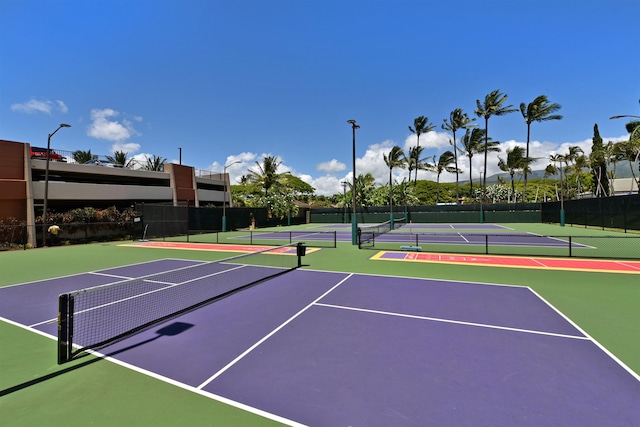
1, 222, 639, 426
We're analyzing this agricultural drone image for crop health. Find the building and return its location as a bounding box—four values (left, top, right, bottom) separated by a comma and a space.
0, 139, 232, 247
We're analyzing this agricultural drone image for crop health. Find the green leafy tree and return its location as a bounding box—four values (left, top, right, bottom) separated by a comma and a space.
549, 153, 566, 201
247, 155, 283, 196
475, 89, 517, 200
107, 150, 134, 168
458, 127, 487, 196
144, 155, 166, 171
354, 173, 377, 208
615, 139, 640, 191
442, 108, 475, 203
434, 151, 457, 203
73, 149, 93, 164
519, 95, 563, 200
383, 146, 406, 212
497, 146, 529, 202
406, 145, 424, 183
408, 116, 434, 183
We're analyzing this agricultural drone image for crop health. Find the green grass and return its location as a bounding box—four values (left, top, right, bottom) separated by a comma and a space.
1, 224, 639, 426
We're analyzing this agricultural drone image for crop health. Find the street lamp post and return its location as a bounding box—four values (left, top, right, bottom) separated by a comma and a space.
222, 161, 240, 232
347, 120, 360, 245
42, 123, 71, 247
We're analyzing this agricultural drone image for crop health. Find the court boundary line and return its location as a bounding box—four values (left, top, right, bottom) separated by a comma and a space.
314, 302, 588, 340
196, 273, 354, 390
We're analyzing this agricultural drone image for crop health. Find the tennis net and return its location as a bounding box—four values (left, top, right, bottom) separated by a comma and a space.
58, 242, 305, 364
358, 216, 406, 248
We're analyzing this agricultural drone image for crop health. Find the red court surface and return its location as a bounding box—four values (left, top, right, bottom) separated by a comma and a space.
372, 251, 640, 274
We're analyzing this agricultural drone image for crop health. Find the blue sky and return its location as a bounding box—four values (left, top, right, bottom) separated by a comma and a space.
1, 0, 638, 195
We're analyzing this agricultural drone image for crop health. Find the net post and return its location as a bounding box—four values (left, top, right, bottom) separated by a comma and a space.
569, 236, 572, 257
58, 294, 73, 364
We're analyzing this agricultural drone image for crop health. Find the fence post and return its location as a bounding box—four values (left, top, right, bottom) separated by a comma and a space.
569, 236, 572, 257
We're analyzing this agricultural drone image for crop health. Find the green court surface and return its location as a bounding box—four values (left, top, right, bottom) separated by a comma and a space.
1, 223, 638, 426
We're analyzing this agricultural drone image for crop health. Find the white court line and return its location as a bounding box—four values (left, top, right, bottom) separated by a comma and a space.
616, 261, 640, 272
196, 273, 353, 390
313, 302, 589, 341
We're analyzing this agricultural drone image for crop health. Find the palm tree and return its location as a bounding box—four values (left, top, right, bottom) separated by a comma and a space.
442, 108, 475, 203
409, 116, 434, 150
407, 145, 424, 183
247, 155, 283, 195
107, 150, 134, 168
520, 95, 562, 200
409, 116, 434, 183
458, 127, 487, 196
354, 173, 376, 209
497, 146, 528, 202
475, 89, 517, 201
145, 155, 166, 171
549, 154, 566, 202
434, 150, 458, 203
615, 139, 640, 191
417, 155, 436, 182
564, 145, 584, 196
73, 149, 93, 164
383, 146, 406, 219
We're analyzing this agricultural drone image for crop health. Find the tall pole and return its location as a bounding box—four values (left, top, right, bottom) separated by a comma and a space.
347, 120, 359, 245
222, 161, 240, 232
42, 124, 71, 247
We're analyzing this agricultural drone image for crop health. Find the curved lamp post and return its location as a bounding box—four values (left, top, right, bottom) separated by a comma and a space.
222, 161, 240, 232
42, 123, 71, 247
347, 120, 360, 245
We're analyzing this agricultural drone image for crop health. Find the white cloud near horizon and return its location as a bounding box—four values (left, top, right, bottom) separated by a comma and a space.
203, 133, 630, 197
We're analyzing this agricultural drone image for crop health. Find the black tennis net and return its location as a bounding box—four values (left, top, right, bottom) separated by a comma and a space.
358, 216, 407, 248
58, 242, 305, 364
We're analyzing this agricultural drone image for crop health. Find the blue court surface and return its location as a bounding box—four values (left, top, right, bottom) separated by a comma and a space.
1, 259, 639, 426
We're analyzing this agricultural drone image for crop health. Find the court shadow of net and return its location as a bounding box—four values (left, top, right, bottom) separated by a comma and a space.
0, 322, 194, 397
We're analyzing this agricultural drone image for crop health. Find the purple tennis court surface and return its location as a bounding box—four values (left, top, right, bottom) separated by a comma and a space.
1, 259, 639, 426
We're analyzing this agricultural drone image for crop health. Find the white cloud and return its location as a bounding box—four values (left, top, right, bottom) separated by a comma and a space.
87, 108, 141, 142
316, 159, 346, 173
309, 175, 346, 196
56, 100, 68, 113
404, 130, 451, 151
10, 98, 68, 115
111, 142, 141, 155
